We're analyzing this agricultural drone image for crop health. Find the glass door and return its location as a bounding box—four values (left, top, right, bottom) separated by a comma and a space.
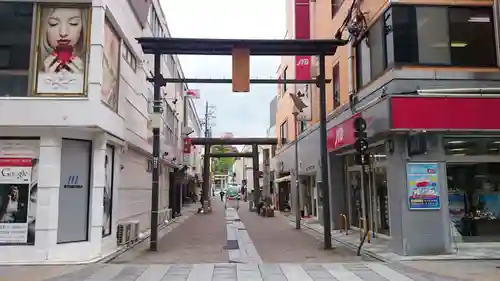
347, 169, 362, 227
372, 165, 390, 235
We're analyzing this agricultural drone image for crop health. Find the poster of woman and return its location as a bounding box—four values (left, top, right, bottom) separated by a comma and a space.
102, 145, 114, 237
35, 6, 90, 95
0, 158, 35, 245
102, 20, 120, 110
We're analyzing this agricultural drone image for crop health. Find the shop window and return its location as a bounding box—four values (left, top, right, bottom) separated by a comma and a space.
332, 63, 340, 108
444, 137, 500, 156
0, 3, 34, 97
448, 163, 500, 242
387, 5, 496, 67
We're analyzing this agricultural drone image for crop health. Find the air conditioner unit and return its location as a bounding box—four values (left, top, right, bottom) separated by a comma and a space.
117, 223, 132, 245
129, 221, 140, 243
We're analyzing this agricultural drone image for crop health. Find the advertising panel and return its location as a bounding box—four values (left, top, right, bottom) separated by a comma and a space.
34, 5, 91, 95
0, 139, 39, 245
407, 163, 441, 210
102, 145, 114, 237
102, 20, 120, 110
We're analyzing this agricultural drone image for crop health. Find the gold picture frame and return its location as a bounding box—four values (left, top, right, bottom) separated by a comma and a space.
31, 4, 92, 97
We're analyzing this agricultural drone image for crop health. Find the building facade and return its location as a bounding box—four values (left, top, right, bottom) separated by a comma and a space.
0, 0, 197, 263
274, 0, 500, 256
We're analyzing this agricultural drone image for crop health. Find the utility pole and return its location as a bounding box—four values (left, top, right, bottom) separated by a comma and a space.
202, 101, 216, 212
147, 53, 166, 251
289, 91, 308, 230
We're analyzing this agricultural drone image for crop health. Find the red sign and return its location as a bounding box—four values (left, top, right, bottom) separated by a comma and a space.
326, 114, 361, 152
183, 138, 192, 154
391, 96, 500, 130
0, 158, 32, 167
295, 0, 310, 81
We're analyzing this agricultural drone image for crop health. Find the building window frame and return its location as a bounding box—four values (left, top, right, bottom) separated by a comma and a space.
283, 67, 288, 92
386, 4, 497, 67
332, 62, 341, 108
0, 2, 36, 97
279, 119, 288, 145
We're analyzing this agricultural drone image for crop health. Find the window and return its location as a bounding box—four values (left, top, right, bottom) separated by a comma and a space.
299, 121, 307, 134
122, 44, 138, 72
283, 67, 288, 92
387, 5, 496, 67
368, 19, 386, 78
279, 120, 288, 144
355, 40, 371, 89
355, 17, 387, 90
332, 63, 340, 108
388, 6, 418, 64
332, 0, 344, 18
0, 3, 34, 97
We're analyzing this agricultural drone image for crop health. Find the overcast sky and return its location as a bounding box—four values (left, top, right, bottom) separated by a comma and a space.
160, 0, 286, 137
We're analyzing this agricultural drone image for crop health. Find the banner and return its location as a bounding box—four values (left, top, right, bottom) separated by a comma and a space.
294, 0, 311, 121
34, 6, 91, 95
0, 158, 36, 244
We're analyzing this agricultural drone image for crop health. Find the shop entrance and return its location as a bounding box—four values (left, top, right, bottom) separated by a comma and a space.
447, 162, 500, 242
345, 145, 389, 236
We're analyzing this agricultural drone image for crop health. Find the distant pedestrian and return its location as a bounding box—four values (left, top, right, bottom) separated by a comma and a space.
220, 190, 225, 201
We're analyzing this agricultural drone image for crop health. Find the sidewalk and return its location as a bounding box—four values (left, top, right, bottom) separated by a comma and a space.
286, 215, 500, 281
111, 199, 228, 264
237, 202, 368, 263
286, 215, 500, 262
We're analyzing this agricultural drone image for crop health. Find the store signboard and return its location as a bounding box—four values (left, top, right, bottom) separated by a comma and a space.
0, 158, 34, 244
407, 163, 441, 210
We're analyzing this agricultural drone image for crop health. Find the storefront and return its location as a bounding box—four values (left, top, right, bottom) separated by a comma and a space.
0, 129, 127, 264
273, 92, 500, 256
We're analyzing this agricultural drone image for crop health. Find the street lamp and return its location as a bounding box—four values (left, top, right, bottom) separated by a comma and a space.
290, 92, 308, 230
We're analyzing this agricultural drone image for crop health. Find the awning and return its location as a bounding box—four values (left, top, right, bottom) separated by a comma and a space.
275, 175, 292, 183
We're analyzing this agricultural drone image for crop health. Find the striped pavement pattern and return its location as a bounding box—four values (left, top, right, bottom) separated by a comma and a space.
43, 262, 464, 281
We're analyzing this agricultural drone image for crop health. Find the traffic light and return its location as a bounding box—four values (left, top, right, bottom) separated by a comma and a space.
353, 116, 369, 165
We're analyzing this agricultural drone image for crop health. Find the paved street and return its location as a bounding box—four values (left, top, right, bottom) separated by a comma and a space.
0, 199, 490, 280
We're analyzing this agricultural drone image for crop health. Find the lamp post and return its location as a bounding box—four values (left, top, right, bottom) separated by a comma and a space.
292, 108, 301, 229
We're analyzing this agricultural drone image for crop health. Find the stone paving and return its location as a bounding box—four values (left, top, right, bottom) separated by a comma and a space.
112, 200, 228, 264
237, 202, 366, 263
25, 262, 467, 281
0, 200, 490, 281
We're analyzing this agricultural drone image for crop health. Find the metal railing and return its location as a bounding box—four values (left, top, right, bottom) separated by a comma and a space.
358, 217, 371, 243
339, 213, 349, 235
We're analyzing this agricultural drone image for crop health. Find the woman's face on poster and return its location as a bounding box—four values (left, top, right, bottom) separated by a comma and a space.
46, 8, 83, 49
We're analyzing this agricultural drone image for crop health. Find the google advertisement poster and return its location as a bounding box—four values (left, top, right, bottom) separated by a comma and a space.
407, 163, 441, 210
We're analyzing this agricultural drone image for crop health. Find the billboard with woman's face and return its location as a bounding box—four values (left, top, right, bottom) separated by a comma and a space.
34, 6, 90, 95
102, 20, 120, 110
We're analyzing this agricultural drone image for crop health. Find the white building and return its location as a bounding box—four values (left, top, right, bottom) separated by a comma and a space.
0, 0, 198, 264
